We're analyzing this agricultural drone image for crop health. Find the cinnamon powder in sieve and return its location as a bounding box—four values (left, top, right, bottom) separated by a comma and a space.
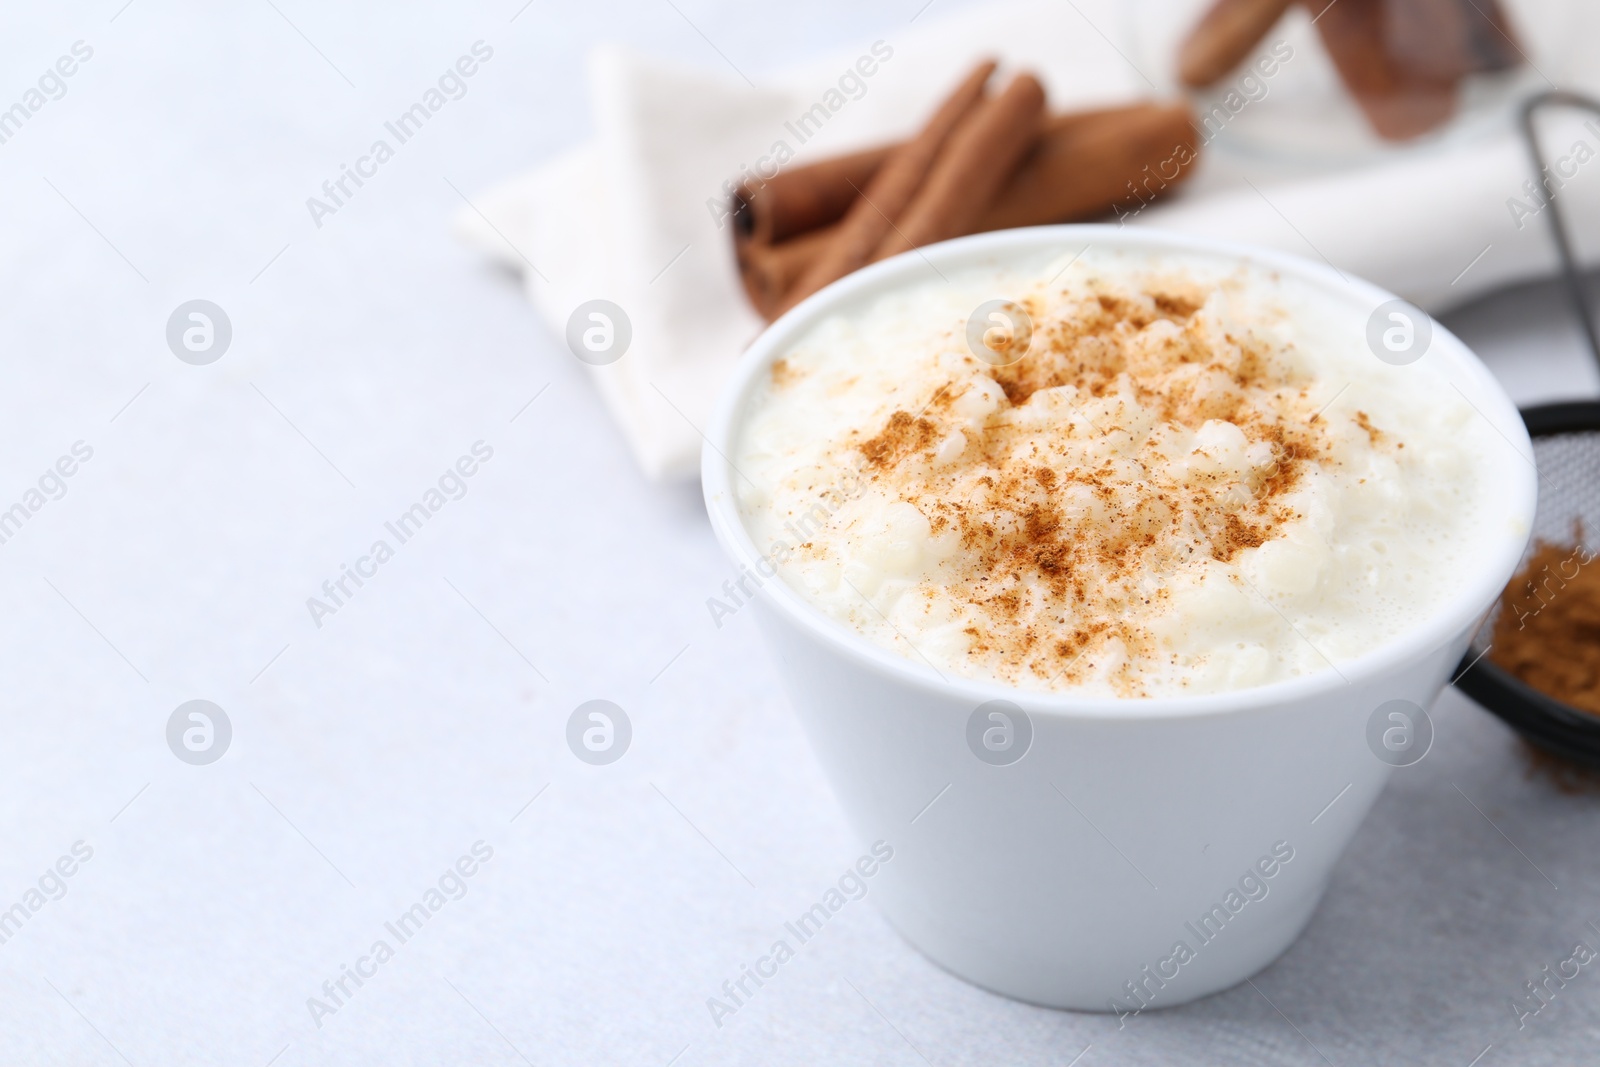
1489, 538, 1600, 715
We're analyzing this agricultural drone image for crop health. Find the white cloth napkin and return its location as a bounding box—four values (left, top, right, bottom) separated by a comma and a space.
457, 0, 1600, 480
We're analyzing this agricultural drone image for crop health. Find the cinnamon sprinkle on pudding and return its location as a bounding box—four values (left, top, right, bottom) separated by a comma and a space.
734, 249, 1501, 697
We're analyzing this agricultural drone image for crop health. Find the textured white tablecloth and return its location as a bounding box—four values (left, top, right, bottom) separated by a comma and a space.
1, 2, 1599, 1065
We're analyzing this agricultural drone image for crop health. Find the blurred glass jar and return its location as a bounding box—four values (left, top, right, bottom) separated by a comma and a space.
1127, 0, 1583, 167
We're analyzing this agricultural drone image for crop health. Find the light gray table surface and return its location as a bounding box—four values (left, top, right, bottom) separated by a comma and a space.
2, 1, 1600, 1064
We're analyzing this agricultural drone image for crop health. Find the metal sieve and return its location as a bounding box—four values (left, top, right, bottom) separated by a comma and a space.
1454, 401, 1600, 765
1452, 90, 1600, 766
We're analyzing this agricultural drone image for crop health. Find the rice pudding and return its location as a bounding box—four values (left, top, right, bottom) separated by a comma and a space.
733, 247, 1510, 697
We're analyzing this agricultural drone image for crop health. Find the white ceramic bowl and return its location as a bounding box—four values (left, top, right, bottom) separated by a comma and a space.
701, 226, 1536, 1011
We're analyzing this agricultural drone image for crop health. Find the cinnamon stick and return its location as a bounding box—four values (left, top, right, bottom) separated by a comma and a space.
737, 105, 1195, 244
773, 60, 996, 317
1177, 0, 1294, 88
736, 102, 1200, 319
735, 226, 834, 320
873, 72, 1047, 261
1383, 0, 1521, 83
978, 102, 1198, 230
1310, 0, 1457, 141
734, 144, 890, 245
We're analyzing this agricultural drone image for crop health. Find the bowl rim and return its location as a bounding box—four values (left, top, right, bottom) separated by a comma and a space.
700, 224, 1539, 721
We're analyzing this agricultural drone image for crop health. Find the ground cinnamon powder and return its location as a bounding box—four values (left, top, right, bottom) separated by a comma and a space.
1489, 538, 1600, 714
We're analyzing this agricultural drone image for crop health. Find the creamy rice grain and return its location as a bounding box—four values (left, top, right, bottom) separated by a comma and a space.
734, 250, 1500, 697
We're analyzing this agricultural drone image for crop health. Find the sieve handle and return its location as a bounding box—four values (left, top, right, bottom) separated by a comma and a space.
1519, 90, 1600, 372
